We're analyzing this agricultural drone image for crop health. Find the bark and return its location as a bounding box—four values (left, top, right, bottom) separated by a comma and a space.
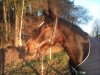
19, 0, 24, 46
15, 13, 20, 47
3, 0, 8, 47
15, 0, 24, 47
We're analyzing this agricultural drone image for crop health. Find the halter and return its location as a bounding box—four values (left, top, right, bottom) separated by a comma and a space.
31, 17, 58, 75
35, 17, 58, 52
39, 21, 44, 27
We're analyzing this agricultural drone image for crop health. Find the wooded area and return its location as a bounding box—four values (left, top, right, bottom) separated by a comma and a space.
0, 0, 91, 48
0, 0, 93, 75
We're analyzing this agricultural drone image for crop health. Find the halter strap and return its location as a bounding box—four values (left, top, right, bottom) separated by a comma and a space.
39, 21, 44, 27
50, 17, 58, 44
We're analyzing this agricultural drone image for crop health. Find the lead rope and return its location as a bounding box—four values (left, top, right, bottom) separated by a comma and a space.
49, 17, 58, 60
35, 43, 44, 75
41, 55, 44, 75
37, 22, 45, 75
36, 17, 58, 74
49, 47, 52, 60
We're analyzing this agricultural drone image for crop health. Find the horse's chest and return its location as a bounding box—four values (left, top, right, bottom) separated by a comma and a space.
76, 38, 100, 75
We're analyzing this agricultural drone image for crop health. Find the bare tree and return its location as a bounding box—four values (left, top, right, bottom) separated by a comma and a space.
14, 0, 25, 47
19, 0, 24, 46
91, 19, 100, 37
3, 0, 8, 47
70, 6, 92, 24
45, 0, 91, 25
1, 0, 91, 47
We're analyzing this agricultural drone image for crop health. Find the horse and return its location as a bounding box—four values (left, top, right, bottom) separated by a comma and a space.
17, 10, 100, 75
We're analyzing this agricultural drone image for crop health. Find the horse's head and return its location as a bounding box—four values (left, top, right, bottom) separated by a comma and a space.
26, 18, 63, 58
17, 19, 62, 61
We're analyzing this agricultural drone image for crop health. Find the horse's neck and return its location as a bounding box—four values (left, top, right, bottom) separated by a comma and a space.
59, 24, 89, 66
70, 37, 89, 66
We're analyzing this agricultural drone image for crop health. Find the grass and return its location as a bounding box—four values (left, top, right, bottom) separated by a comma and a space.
5, 51, 71, 75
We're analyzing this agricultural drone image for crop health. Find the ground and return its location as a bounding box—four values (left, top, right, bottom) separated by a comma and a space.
1, 44, 71, 75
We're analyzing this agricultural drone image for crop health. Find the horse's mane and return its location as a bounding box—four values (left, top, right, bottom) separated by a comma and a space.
42, 7, 89, 39
58, 18, 89, 39
31, 15, 89, 40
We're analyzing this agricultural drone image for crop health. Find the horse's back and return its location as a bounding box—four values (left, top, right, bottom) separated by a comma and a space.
76, 38, 100, 75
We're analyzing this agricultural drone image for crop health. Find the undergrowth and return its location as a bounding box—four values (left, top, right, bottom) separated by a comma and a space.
5, 51, 71, 75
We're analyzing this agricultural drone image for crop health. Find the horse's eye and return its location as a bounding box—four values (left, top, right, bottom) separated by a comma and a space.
32, 28, 39, 36
43, 26, 46, 28
43, 24, 48, 28
34, 29, 38, 32
33, 28, 39, 33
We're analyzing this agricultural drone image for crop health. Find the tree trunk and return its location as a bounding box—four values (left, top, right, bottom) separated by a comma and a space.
3, 0, 8, 47
15, 13, 20, 47
19, 0, 24, 46
14, 0, 24, 47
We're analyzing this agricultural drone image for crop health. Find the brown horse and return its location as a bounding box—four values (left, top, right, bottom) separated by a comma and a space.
17, 10, 100, 75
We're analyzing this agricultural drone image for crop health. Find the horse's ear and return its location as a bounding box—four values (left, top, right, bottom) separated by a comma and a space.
48, 7, 56, 20
43, 10, 49, 18
43, 8, 56, 22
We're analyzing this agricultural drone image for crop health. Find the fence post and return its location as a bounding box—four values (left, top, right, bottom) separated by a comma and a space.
0, 48, 6, 75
